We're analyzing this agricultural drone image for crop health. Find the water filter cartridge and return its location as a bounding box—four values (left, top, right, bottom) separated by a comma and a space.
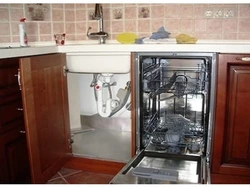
19, 18, 28, 47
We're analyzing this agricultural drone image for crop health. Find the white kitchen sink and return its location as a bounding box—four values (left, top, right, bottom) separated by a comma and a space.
66, 52, 131, 73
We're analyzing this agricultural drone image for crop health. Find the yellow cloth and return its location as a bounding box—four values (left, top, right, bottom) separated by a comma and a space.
176, 34, 198, 44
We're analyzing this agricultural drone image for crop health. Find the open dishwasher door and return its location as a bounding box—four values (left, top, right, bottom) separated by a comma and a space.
110, 149, 209, 184
110, 52, 216, 184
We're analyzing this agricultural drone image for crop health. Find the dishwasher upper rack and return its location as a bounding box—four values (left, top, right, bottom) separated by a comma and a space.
142, 65, 210, 97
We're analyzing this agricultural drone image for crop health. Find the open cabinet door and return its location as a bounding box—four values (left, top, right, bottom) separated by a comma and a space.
19, 53, 72, 183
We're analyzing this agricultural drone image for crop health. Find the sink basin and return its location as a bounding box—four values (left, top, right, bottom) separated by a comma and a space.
66, 52, 131, 73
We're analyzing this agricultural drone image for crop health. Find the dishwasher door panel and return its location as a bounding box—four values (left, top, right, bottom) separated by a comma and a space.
110, 150, 206, 184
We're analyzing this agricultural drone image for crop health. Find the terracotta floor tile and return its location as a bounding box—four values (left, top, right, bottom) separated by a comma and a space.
58, 167, 82, 177
64, 171, 114, 184
47, 172, 61, 181
47, 177, 68, 184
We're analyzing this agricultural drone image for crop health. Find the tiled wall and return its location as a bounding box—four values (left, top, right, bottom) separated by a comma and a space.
0, 3, 250, 44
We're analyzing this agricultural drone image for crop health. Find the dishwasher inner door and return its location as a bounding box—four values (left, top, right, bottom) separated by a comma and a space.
110, 150, 206, 184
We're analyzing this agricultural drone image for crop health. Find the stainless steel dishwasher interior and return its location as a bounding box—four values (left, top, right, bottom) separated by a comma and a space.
110, 52, 217, 184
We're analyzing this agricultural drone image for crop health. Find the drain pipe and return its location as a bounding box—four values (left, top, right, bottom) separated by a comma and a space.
92, 74, 131, 118
94, 74, 119, 117
109, 81, 131, 117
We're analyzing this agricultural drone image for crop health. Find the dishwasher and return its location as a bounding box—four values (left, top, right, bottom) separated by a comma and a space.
110, 52, 217, 184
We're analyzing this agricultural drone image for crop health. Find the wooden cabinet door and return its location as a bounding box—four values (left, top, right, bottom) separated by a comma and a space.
211, 53, 250, 183
0, 126, 30, 183
0, 58, 22, 134
19, 53, 71, 183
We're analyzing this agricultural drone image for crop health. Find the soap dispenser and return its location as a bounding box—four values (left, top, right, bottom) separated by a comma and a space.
19, 18, 28, 47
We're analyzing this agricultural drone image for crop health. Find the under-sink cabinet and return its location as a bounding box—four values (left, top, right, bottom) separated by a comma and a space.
0, 53, 71, 183
211, 53, 250, 183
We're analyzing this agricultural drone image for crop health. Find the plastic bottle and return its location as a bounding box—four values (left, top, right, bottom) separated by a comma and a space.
19, 18, 28, 47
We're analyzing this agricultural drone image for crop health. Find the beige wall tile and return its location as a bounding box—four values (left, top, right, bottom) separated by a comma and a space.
75, 4, 86, 9
151, 5, 165, 18
76, 10, 86, 21
103, 8, 110, 21
151, 19, 164, 32
239, 4, 250, 17
10, 8, 24, 22
125, 20, 137, 32
103, 20, 111, 33
66, 22, 75, 34
179, 4, 193, 18
52, 4, 63, 9
76, 22, 86, 34
0, 23, 10, 35
0, 8, 9, 21
111, 4, 123, 7
138, 32, 151, 38
26, 22, 38, 36
222, 19, 237, 32
65, 10, 75, 22
223, 33, 237, 39
165, 19, 180, 32
238, 33, 250, 39
65, 4, 75, 9
11, 22, 19, 35
65, 34, 75, 41
0, 4, 8, 8
138, 19, 150, 32
206, 19, 222, 33
52, 9, 64, 22
125, 7, 136, 19
0, 36, 11, 43
138, 6, 150, 18
27, 35, 39, 42
40, 35, 52, 41
53, 22, 65, 34
39, 22, 52, 34
193, 4, 209, 18
86, 21, 98, 32
87, 4, 95, 8
75, 34, 86, 40
124, 4, 137, 7
9, 4, 23, 8
112, 20, 124, 33
238, 18, 250, 32
12, 35, 19, 42
180, 19, 194, 33
194, 19, 207, 32
165, 4, 180, 18
0, 3, 250, 43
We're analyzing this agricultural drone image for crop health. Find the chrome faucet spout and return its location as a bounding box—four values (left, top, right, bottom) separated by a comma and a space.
87, 3, 108, 44
94, 4, 102, 19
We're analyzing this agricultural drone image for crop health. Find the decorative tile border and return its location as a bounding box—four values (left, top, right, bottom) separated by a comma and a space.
138, 7, 150, 18
113, 9, 122, 19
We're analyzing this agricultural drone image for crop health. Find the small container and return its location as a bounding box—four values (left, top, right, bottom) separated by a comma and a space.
54, 33, 66, 45
19, 18, 28, 47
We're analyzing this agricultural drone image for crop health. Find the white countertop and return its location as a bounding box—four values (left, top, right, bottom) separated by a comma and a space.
1, 39, 250, 59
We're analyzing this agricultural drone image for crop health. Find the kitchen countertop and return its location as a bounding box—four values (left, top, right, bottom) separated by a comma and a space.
1, 40, 250, 59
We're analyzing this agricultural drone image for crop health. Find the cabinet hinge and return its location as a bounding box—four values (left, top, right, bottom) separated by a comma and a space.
63, 66, 69, 76
14, 69, 21, 90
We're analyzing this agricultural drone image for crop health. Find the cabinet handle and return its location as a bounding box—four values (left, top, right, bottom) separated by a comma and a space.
236, 57, 250, 62
14, 69, 21, 90
17, 108, 23, 111
20, 130, 26, 134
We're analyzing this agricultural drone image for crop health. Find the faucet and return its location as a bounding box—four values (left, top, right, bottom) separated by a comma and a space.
87, 4, 108, 44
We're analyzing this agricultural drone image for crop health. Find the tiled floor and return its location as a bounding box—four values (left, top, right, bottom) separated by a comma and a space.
47, 167, 114, 184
